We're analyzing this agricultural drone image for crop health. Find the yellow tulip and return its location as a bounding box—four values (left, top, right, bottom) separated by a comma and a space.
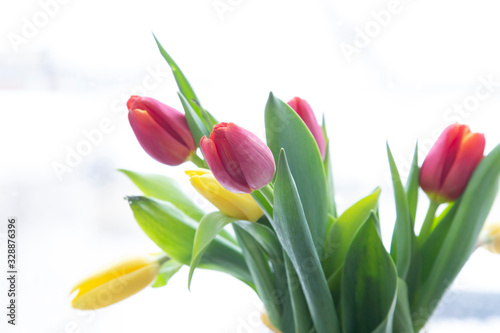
185, 169, 263, 222
480, 223, 500, 254
71, 254, 166, 310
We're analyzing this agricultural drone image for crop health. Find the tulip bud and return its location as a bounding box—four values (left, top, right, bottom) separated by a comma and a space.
186, 169, 263, 222
127, 96, 196, 166
200, 122, 275, 194
287, 97, 326, 159
71, 254, 165, 310
420, 123, 485, 203
479, 223, 500, 254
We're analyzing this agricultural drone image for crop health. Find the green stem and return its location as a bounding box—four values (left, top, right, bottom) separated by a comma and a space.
260, 184, 274, 203
190, 153, 207, 168
155, 253, 170, 265
252, 185, 274, 220
418, 201, 440, 244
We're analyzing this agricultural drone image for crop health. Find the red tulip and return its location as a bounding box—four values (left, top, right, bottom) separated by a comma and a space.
127, 96, 196, 166
420, 123, 485, 203
200, 122, 276, 193
287, 97, 327, 158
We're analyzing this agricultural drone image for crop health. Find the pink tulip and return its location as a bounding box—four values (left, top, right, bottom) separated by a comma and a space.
127, 96, 196, 166
200, 122, 275, 193
420, 123, 485, 203
288, 97, 327, 158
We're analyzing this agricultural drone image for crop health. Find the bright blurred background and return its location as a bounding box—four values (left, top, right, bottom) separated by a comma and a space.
2, 0, 500, 332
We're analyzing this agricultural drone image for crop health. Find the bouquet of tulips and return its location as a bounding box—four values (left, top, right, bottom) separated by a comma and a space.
70, 36, 500, 333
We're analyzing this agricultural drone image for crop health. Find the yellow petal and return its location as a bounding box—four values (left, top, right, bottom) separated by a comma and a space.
184, 168, 212, 177
482, 223, 500, 254
71, 254, 160, 310
186, 170, 263, 222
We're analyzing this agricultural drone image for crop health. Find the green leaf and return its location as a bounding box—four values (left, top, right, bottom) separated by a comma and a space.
233, 220, 282, 263
406, 204, 456, 309
121, 169, 236, 244
341, 213, 398, 333
272, 255, 295, 333
280, 290, 296, 333
412, 144, 500, 330
265, 93, 328, 256
284, 254, 313, 333
152, 259, 183, 288
323, 122, 337, 218
188, 212, 235, 288
387, 144, 412, 279
323, 188, 381, 279
405, 143, 420, 227
153, 34, 215, 128
178, 92, 210, 147
119, 169, 205, 221
392, 279, 414, 333
417, 202, 459, 288
272, 150, 340, 333
127, 196, 253, 286
233, 224, 282, 329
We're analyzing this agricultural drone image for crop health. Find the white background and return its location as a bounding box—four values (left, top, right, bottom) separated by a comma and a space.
2, 0, 500, 332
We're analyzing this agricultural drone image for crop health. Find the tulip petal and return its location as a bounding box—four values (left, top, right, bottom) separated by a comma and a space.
224, 123, 276, 191
288, 97, 326, 158
129, 109, 192, 165
136, 96, 196, 152
188, 173, 262, 221
420, 124, 467, 194
127, 96, 196, 166
211, 124, 249, 188
201, 136, 251, 193
440, 132, 485, 201
72, 264, 158, 310
71, 255, 159, 310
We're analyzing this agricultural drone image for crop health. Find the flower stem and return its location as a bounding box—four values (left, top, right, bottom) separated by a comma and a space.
252, 185, 274, 220
418, 200, 440, 244
155, 253, 170, 265
260, 184, 274, 203
190, 152, 207, 168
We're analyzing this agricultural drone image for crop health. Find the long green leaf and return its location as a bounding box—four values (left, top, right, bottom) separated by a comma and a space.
412, 145, 500, 330
323, 122, 337, 218
152, 259, 183, 288
405, 143, 420, 227
392, 279, 414, 333
387, 144, 412, 279
323, 188, 381, 279
120, 169, 205, 221
406, 203, 455, 307
234, 220, 282, 262
121, 169, 235, 244
233, 225, 282, 329
178, 92, 210, 147
153, 34, 215, 128
341, 213, 398, 333
417, 202, 459, 287
265, 93, 328, 256
188, 212, 235, 288
272, 150, 340, 333
284, 254, 313, 333
127, 196, 252, 286
272, 256, 295, 333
